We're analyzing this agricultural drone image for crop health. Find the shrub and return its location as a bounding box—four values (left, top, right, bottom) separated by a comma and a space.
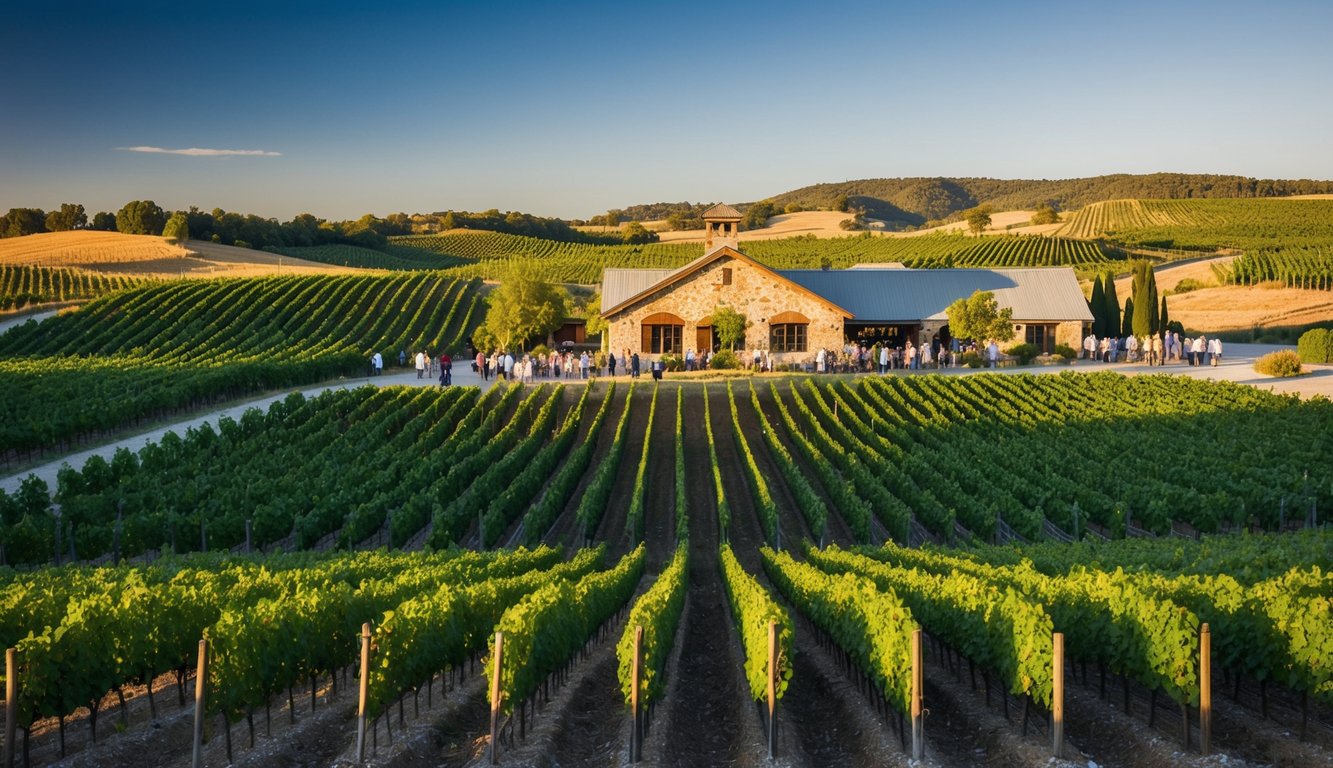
660, 353, 685, 372
1254, 350, 1304, 377
1005, 342, 1040, 365
1052, 344, 1078, 360
1169, 278, 1209, 295
961, 351, 984, 369
710, 349, 741, 369
1297, 328, 1333, 364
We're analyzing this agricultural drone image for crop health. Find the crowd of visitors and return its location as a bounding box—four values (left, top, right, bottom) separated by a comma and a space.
1081, 331, 1222, 366
372, 328, 1222, 388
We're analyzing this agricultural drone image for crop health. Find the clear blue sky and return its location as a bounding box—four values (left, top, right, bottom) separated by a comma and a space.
4, 0, 1331, 221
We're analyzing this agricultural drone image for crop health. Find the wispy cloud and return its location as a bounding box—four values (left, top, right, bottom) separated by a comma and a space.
117, 146, 282, 157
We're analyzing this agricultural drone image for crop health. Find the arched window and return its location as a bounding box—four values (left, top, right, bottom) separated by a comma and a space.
769, 311, 809, 352
641, 312, 685, 354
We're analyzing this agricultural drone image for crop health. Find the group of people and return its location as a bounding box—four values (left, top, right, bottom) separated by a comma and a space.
1081, 331, 1222, 367
367, 349, 453, 385
474, 348, 614, 382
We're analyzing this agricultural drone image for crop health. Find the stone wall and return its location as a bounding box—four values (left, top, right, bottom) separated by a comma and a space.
604, 253, 845, 365
1054, 320, 1085, 351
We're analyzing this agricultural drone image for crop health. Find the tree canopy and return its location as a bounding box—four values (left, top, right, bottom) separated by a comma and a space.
475, 262, 568, 352
162, 212, 190, 244
1030, 202, 1060, 225
45, 203, 87, 232
964, 205, 993, 236
115, 200, 167, 236
1131, 260, 1160, 336
0, 209, 47, 238
945, 290, 1014, 343
712, 305, 750, 350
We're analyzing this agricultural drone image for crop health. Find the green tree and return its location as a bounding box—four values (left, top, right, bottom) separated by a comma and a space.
945, 290, 1014, 343
743, 201, 777, 230
90, 212, 117, 231
1121, 297, 1135, 337
1030, 202, 1060, 225
1159, 294, 1170, 333
44, 203, 87, 231
621, 221, 658, 244
477, 262, 568, 352
0, 208, 47, 238
583, 289, 610, 350
1131, 260, 1159, 336
115, 200, 167, 235
712, 305, 750, 351
964, 205, 993, 236
1089, 274, 1105, 337
1101, 271, 1120, 339
162, 212, 190, 244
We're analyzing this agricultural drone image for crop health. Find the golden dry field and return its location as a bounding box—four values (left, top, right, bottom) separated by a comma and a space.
0, 231, 359, 278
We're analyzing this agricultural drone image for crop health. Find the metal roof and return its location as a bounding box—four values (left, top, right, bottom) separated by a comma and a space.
601, 268, 678, 313
777, 267, 1093, 323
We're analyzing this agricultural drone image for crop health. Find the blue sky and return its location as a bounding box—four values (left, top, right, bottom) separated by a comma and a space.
3, 0, 1331, 220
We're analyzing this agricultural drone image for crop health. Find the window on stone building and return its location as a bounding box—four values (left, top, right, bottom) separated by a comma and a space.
721, 268, 732, 285
770, 323, 808, 352
640, 312, 685, 355
1024, 323, 1056, 353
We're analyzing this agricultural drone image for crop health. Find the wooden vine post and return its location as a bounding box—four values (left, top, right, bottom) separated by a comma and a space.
630, 625, 643, 763
767, 620, 778, 759
355, 623, 371, 762
1052, 633, 1065, 758
191, 638, 208, 768
489, 632, 503, 766
4, 647, 16, 768
1200, 623, 1211, 756
911, 628, 924, 761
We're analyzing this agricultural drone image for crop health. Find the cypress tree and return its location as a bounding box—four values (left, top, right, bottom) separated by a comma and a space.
1147, 267, 1160, 334
1122, 297, 1135, 337
1089, 274, 1105, 338
1102, 272, 1120, 340
1160, 294, 1170, 332
1132, 261, 1153, 337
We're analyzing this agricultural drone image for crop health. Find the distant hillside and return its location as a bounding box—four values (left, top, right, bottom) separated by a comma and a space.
764, 174, 1333, 227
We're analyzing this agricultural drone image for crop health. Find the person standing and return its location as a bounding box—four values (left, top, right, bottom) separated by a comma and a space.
878, 343, 888, 374
504, 351, 515, 381
816, 347, 826, 373
579, 351, 590, 380
415, 350, 426, 379
1209, 337, 1222, 366
371, 351, 383, 376
476, 350, 488, 381
398, 349, 407, 368
608, 351, 617, 377
630, 351, 640, 378
987, 339, 999, 368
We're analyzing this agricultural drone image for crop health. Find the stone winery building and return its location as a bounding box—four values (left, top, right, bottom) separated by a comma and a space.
599, 204, 1093, 362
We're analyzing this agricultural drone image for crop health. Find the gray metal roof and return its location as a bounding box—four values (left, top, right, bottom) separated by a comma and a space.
777, 267, 1093, 323
601, 268, 677, 313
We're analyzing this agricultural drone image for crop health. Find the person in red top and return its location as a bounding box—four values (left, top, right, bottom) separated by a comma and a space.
439, 352, 453, 387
